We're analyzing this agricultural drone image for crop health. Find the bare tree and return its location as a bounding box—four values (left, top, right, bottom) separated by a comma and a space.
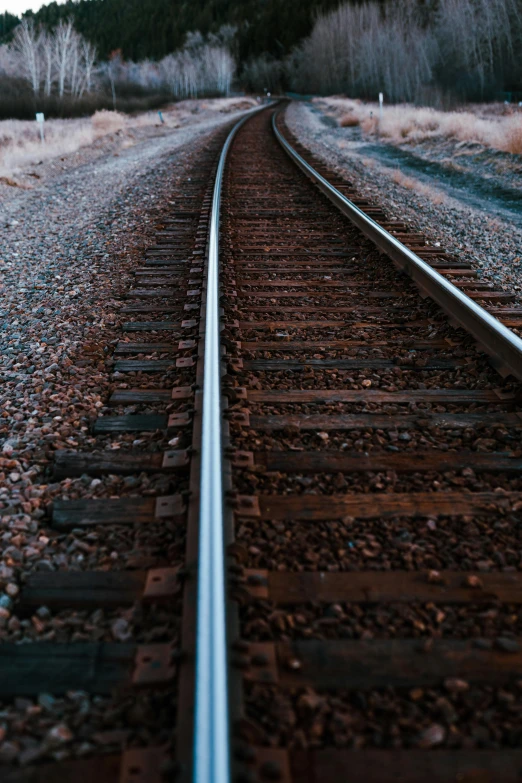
242, 54, 283, 92
11, 18, 42, 96
159, 34, 235, 98
290, 1, 436, 101
80, 39, 97, 95
53, 19, 74, 98
436, 0, 520, 97
68, 30, 80, 97
102, 50, 124, 109
40, 30, 53, 96
288, 0, 520, 103
203, 45, 235, 94
5, 18, 98, 103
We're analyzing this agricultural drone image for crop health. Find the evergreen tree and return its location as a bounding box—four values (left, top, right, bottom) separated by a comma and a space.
1, 0, 344, 61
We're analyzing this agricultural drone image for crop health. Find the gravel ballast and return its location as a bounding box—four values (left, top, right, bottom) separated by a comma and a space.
0, 103, 250, 765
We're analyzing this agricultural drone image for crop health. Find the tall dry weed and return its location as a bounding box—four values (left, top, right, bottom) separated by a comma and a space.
391, 166, 447, 204
91, 110, 126, 136
328, 97, 522, 155
0, 110, 125, 176
0, 118, 94, 175
339, 114, 360, 127
503, 117, 522, 154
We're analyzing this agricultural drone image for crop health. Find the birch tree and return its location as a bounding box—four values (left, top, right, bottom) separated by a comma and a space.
40, 30, 53, 96
53, 19, 74, 98
159, 37, 235, 98
80, 39, 97, 95
11, 18, 41, 96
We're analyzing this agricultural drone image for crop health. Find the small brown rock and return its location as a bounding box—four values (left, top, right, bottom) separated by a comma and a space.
417, 723, 446, 748
495, 637, 520, 653
444, 678, 469, 693
45, 723, 73, 746
463, 575, 483, 589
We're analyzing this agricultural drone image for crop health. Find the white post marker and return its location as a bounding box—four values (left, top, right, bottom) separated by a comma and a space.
36, 113, 45, 143
379, 92, 384, 125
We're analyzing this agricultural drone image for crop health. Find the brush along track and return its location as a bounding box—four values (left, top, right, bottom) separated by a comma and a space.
222, 107, 522, 782
0, 120, 241, 781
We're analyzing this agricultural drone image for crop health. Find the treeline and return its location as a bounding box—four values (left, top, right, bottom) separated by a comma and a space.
0, 19, 235, 119
6, 19, 96, 99
1, 0, 521, 119
1, 0, 343, 63
285, 0, 522, 103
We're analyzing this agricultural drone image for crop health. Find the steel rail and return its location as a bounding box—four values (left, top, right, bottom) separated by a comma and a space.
272, 110, 522, 382
193, 105, 268, 783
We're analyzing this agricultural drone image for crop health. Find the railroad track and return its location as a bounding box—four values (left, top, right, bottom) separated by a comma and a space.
4, 102, 522, 782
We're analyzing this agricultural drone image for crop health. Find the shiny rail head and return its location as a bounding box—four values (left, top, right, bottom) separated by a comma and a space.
193, 103, 270, 783
271, 109, 522, 383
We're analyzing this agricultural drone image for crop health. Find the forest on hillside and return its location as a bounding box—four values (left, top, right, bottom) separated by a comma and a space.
1, 0, 346, 62
0, 0, 521, 119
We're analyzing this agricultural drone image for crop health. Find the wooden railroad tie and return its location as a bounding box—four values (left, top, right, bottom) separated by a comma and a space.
233, 491, 522, 521
233, 450, 522, 475
51, 495, 186, 529
240, 638, 522, 689
53, 449, 189, 478
243, 569, 522, 605
0, 642, 176, 697
18, 567, 180, 612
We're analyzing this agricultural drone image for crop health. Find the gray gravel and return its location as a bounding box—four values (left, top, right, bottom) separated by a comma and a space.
0, 105, 246, 764
0, 107, 239, 567
285, 102, 522, 319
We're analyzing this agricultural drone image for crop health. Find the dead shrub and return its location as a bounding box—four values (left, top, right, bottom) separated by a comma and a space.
503, 119, 522, 154
0, 175, 24, 187
91, 110, 126, 137
321, 96, 522, 155
361, 115, 378, 134
392, 170, 416, 188
339, 114, 360, 127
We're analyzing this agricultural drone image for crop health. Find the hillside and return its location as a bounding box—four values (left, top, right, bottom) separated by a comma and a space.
3, 0, 347, 62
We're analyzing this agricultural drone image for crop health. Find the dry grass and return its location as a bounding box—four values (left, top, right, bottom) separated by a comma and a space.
391, 169, 416, 188
390, 167, 446, 204
0, 118, 96, 178
91, 110, 126, 136
505, 121, 522, 154
318, 97, 522, 155
0, 110, 128, 177
0, 97, 257, 181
